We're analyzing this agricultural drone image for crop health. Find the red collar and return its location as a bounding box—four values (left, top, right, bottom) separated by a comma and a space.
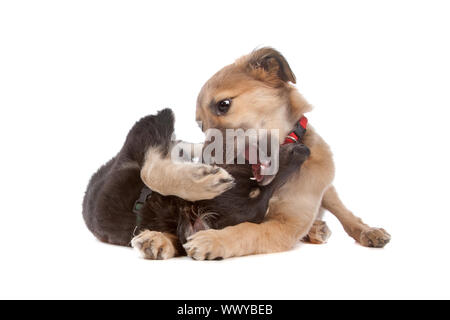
283, 116, 308, 144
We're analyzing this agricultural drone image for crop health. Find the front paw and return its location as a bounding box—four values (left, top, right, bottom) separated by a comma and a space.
131, 230, 176, 260
187, 165, 235, 201
183, 229, 228, 260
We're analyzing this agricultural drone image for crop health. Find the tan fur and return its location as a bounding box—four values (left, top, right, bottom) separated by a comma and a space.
140, 147, 235, 202
131, 230, 178, 260
303, 220, 332, 244
183, 48, 390, 259
322, 186, 390, 247
249, 188, 261, 199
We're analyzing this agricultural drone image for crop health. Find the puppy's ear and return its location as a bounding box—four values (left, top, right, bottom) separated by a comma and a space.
245, 47, 296, 84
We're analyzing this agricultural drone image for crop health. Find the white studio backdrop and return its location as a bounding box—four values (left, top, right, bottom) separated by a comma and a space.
0, 0, 449, 299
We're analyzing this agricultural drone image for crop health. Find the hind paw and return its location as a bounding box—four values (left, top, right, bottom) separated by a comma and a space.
360, 228, 391, 248
303, 220, 332, 244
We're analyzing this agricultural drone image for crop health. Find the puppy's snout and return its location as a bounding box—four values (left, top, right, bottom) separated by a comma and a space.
292, 144, 310, 158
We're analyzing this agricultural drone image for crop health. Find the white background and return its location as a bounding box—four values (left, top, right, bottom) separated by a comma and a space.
1, 0, 449, 300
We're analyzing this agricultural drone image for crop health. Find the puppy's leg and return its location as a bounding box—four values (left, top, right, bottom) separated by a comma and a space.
322, 185, 391, 248
183, 189, 322, 260
183, 213, 312, 260
171, 141, 204, 162
131, 230, 178, 260
141, 148, 235, 202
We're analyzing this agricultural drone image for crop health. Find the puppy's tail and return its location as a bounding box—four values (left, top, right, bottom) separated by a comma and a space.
120, 108, 175, 166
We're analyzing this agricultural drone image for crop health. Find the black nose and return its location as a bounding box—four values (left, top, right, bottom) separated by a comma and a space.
291, 144, 310, 158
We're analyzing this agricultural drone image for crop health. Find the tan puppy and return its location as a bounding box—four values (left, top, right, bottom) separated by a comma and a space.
141, 48, 390, 260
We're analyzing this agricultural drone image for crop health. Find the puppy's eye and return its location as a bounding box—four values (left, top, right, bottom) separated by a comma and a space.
217, 99, 231, 114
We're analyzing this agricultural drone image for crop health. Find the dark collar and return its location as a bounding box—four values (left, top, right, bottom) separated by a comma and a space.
132, 186, 153, 236
283, 116, 308, 144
